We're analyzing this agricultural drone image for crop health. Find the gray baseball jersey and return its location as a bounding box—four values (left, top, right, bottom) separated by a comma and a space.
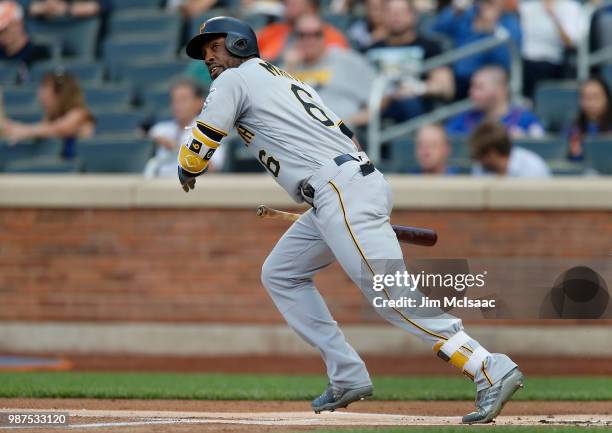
193, 57, 359, 202
178, 57, 518, 397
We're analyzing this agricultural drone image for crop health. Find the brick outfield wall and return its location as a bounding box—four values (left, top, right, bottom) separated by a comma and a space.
0, 208, 610, 323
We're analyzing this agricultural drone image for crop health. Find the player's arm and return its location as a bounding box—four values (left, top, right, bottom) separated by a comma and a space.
178, 70, 248, 192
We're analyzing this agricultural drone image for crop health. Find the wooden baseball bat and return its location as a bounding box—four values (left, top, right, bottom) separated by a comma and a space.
257, 205, 437, 247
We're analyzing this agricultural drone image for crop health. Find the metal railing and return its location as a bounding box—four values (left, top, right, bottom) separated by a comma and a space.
366, 32, 522, 163
577, 0, 612, 81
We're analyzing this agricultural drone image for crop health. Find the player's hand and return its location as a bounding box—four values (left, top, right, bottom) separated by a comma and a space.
178, 166, 203, 192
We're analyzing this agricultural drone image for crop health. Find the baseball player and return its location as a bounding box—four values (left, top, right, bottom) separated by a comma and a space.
180, 16, 524, 424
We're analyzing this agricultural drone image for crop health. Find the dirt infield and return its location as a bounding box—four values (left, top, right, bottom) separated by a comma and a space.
2, 399, 611, 433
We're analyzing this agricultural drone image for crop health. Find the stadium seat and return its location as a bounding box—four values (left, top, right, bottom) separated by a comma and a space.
29, 17, 100, 59
512, 137, 567, 161
94, 111, 146, 135
4, 157, 80, 173
142, 88, 171, 111
601, 63, 612, 91
10, 112, 42, 123
323, 13, 352, 32
583, 136, 612, 175
387, 137, 418, 172
76, 137, 154, 173
29, 61, 104, 86
2, 87, 38, 114
548, 160, 585, 176
0, 62, 19, 85
534, 81, 579, 133
109, 10, 181, 38
85, 85, 133, 111
118, 60, 188, 101
110, 0, 164, 10
103, 36, 178, 77
0, 139, 63, 171
448, 135, 469, 159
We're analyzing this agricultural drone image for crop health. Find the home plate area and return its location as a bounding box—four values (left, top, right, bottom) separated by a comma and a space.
1, 408, 612, 430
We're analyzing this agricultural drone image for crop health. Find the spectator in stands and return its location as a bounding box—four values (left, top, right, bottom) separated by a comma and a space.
589, 1, 612, 55
284, 14, 375, 127
367, 0, 455, 121
432, 0, 522, 99
28, 0, 111, 19
446, 66, 544, 137
144, 79, 225, 177
257, 0, 348, 62
567, 77, 612, 160
519, 0, 585, 99
347, 0, 387, 52
0, 1, 50, 65
0, 72, 95, 158
166, 0, 219, 18
469, 121, 551, 177
412, 124, 460, 174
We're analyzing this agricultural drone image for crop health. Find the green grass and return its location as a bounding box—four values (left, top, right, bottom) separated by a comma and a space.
0, 372, 611, 401
310, 428, 610, 433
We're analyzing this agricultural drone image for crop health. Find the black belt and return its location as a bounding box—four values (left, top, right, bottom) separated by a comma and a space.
334, 154, 376, 175
302, 154, 375, 201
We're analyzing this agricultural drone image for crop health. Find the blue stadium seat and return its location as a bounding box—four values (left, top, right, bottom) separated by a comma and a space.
243, 13, 270, 32
118, 60, 187, 100
76, 137, 154, 173
85, 85, 133, 111
94, 111, 146, 135
103, 36, 178, 77
583, 136, 612, 175
4, 157, 80, 173
512, 137, 567, 161
0, 139, 63, 171
549, 160, 585, 176
142, 88, 170, 111
29, 61, 104, 86
448, 135, 469, 159
109, 11, 181, 38
323, 13, 352, 32
534, 81, 579, 133
2, 87, 38, 115
10, 111, 43, 123
28, 17, 100, 59
387, 137, 418, 172
0, 62, 19, 85
110, 0, 163, 10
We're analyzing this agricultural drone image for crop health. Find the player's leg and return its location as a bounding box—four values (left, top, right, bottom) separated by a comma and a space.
261, 208, 372, 391
312, 165, 521, 418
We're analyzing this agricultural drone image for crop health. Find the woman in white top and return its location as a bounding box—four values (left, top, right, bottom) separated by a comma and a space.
519, 0, 585, 98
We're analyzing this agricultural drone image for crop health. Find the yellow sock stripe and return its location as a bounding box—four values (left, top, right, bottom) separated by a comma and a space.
192, 126, 220, 149
328, 180, 449, 342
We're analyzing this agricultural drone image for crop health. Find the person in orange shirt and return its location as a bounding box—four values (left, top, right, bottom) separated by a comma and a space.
257, 0, 348, 62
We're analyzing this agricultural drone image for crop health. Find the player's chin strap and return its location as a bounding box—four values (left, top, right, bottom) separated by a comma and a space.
433, 331, 491, 380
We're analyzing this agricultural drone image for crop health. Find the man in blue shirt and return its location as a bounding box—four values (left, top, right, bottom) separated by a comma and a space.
432, 0, 521, 99
446, 66, 544, 138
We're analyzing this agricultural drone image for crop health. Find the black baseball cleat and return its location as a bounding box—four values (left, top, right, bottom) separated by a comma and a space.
312, 384, 373, 414
462, 368, 524, 424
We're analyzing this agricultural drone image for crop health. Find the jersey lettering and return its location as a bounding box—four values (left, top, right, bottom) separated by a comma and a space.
258, 149, 281, 177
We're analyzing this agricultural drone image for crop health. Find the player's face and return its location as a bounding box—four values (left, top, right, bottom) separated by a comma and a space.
202, 36, 235, 80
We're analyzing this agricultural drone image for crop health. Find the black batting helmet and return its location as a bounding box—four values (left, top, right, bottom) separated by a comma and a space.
186, 16, 259, 60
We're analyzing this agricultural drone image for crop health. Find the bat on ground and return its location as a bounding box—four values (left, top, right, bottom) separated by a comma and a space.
257, 205, 437, 247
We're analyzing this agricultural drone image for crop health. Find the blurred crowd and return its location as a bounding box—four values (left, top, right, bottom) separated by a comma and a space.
0, 0, 611, 177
